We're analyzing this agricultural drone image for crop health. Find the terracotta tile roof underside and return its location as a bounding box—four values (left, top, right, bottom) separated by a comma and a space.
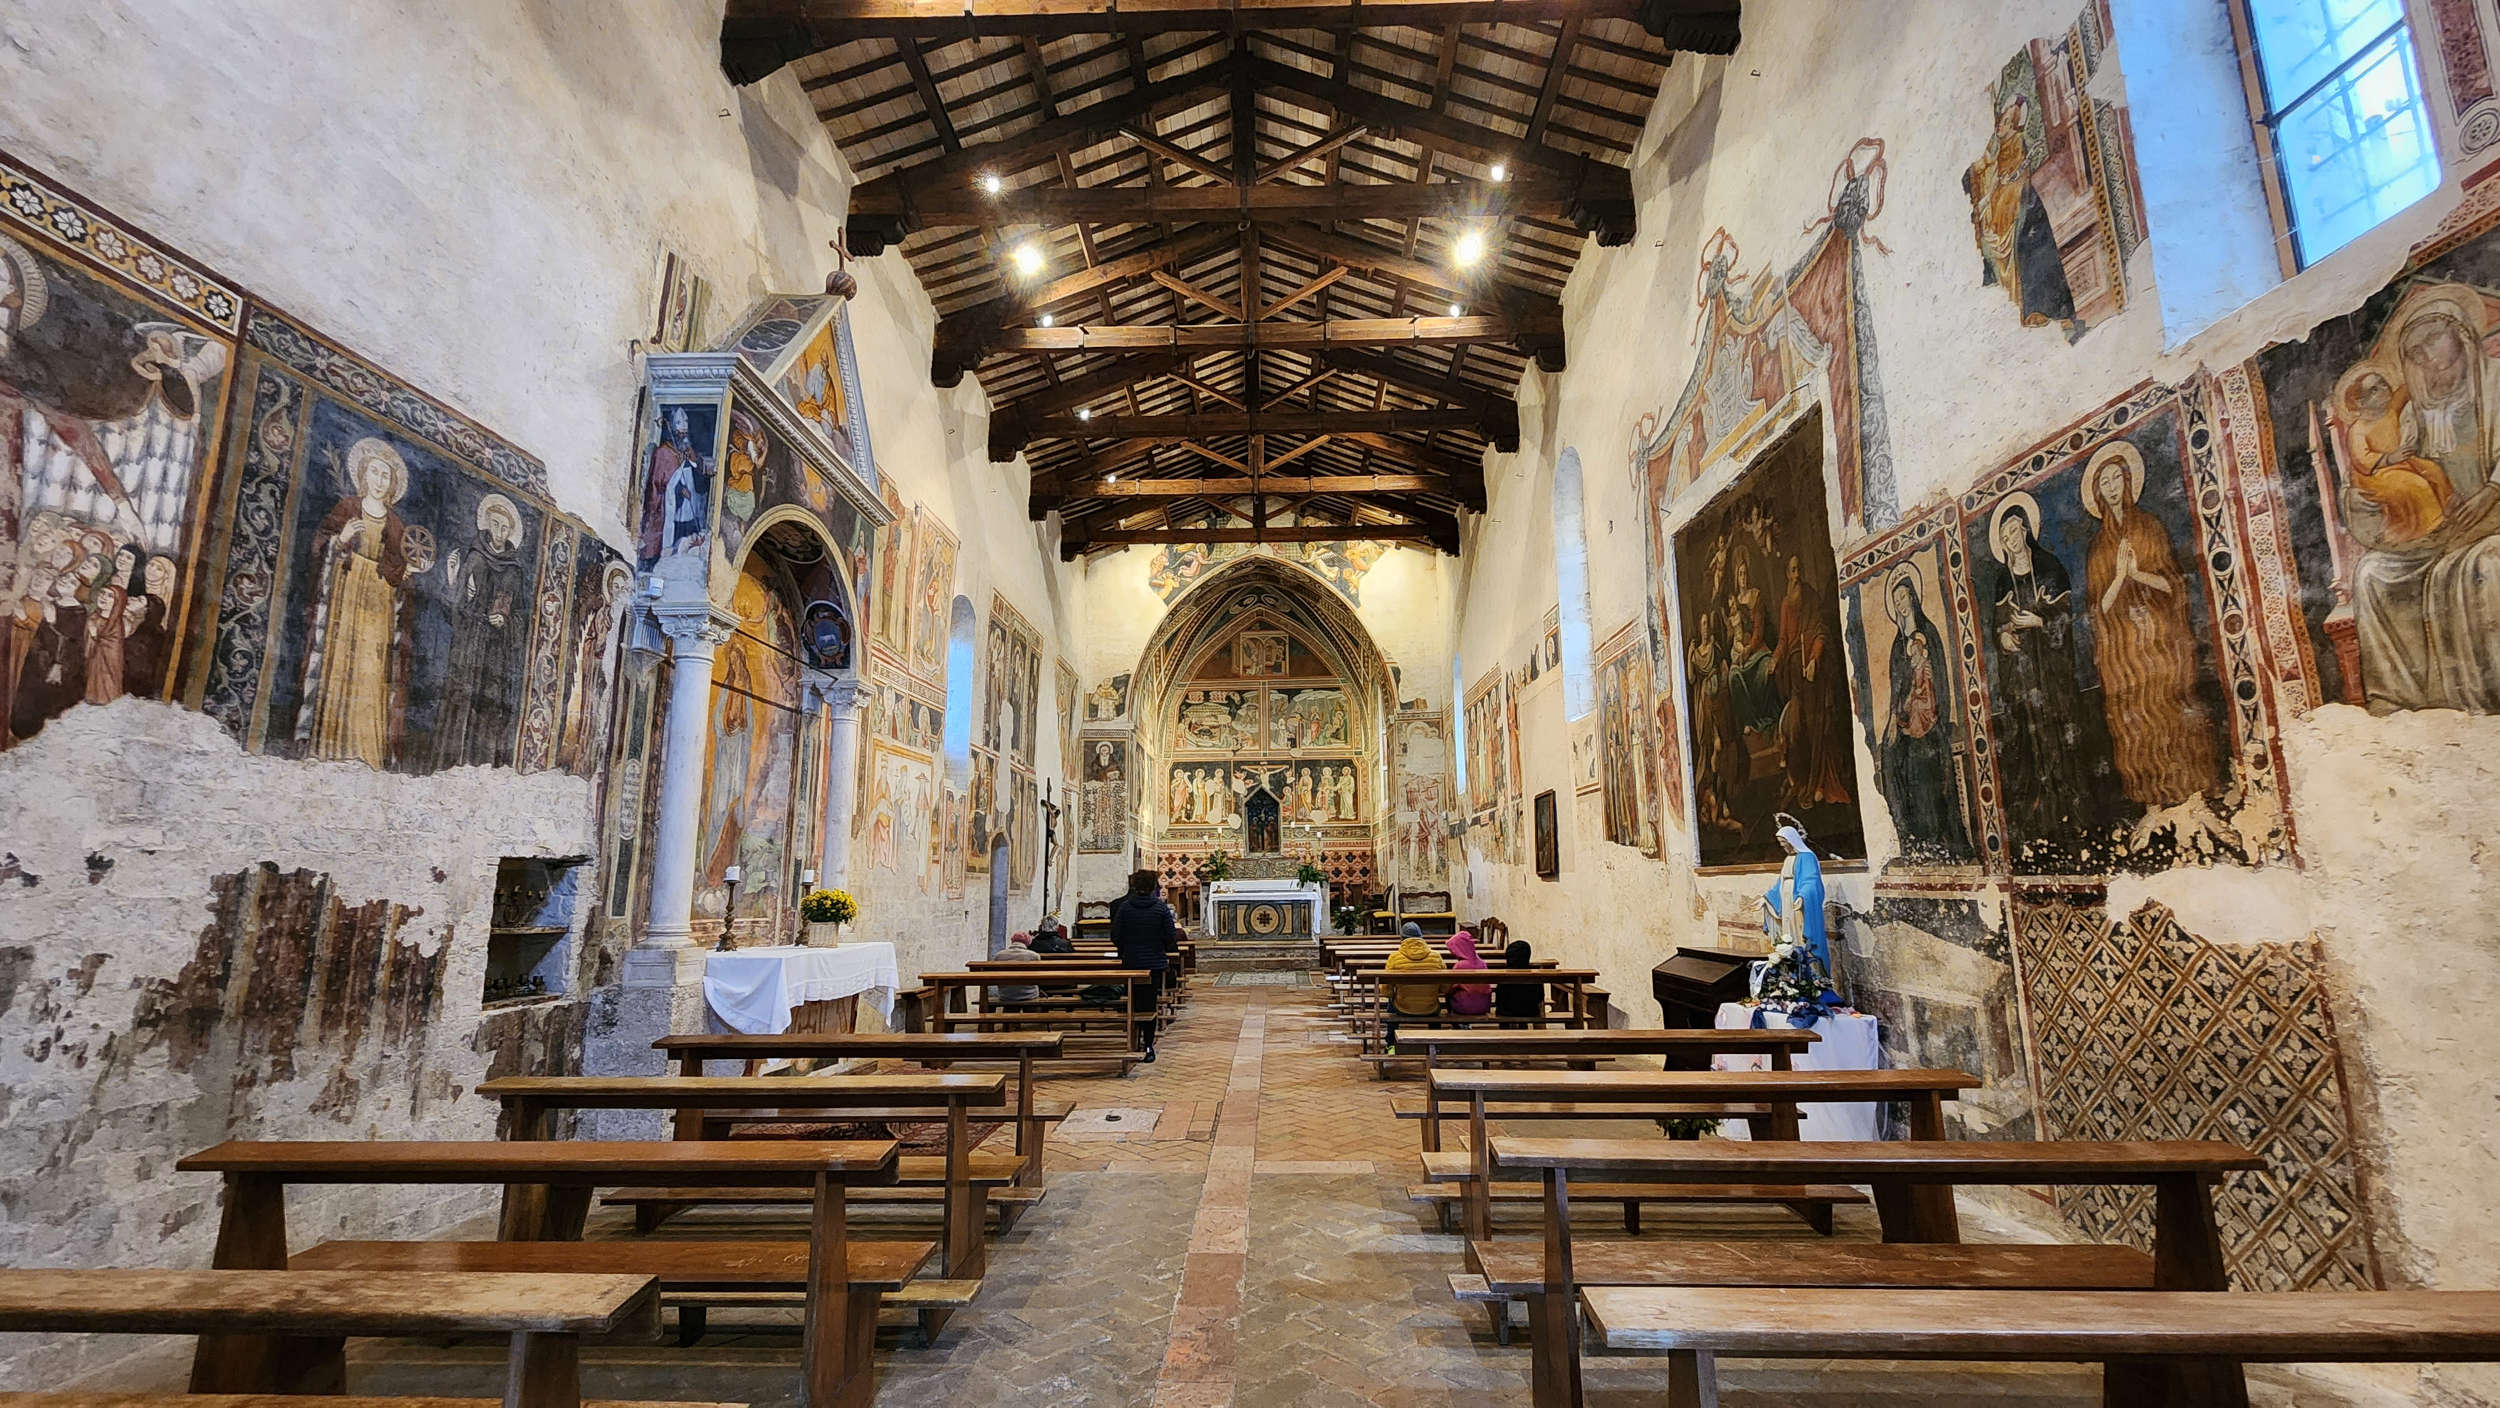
721, 0, 1742, 556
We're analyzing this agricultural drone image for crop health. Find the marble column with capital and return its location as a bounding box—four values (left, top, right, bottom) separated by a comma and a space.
636, 600, 742, 960
809, 674, 868, 893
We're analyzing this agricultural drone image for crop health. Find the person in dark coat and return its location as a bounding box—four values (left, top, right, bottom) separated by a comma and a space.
1108, 868, 1179, 1062
1492, 939, 1544, 1025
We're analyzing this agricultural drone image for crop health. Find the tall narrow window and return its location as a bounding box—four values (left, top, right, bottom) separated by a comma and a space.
2233, 0, 2440, 269
1550, 447, 1595, 719
941, 596, 977, 783
1451, 655, 1469, 800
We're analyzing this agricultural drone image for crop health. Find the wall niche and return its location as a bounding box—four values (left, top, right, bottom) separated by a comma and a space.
485, 856, 589, 1007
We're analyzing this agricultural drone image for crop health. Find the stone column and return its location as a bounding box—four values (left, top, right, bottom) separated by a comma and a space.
634, 600, 740, 961
811, 675, 867, 891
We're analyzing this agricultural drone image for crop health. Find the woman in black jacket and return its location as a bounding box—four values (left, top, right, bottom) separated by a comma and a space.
1108, 868, 1179, 1061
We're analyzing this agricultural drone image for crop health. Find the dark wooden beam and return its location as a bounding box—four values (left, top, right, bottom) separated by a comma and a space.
1028, 408, 1478, 439
843, 60, 1234, 253
984, 350, 1189, 456
1051, 473, 1456, 498
725, 0, 1712, 57
1243, 56, 1636, 244
1060, 522, 1448, 559
870, 173, 1579, 228
1316, 348, 1523, 451
971, 311, 1556, 354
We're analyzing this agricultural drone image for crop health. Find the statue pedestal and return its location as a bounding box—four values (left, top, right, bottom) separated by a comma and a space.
1206, 877, 1326, 939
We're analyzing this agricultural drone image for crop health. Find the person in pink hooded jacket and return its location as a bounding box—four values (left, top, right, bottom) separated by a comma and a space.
1445, 931, 1493, 1016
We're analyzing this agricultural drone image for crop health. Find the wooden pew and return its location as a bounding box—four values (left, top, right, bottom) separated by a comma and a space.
1490, 1136, 2265, 1408
0, 1267, 679, 1408
651, 1032, 1067, 1194
174, 1140, 911, 1408
1368, 1026, 1820, 1080
1579, 1287, 2500, 1408
1367, 969, 1599, 1052
1433, 1067, 1983, 1241
479, 1075, 1001, 1339
917, 969, 1154, 1071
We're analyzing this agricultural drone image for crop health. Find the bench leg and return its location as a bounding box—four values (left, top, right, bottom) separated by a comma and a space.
505, 1330, 582, 1408
1665, 1348, 1718, 1408
1787, 1200, 1836, 1236
803, 1176, 874, 1408
1524, 1292, 1583, 1408
1621, 1200, 1640, 1236
192, 1173, 302, 1395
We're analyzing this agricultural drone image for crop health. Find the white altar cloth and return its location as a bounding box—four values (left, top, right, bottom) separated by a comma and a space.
1712, 1001, 1886, 1142
704, 943, 900, 1034
1205, 877, 1326, 933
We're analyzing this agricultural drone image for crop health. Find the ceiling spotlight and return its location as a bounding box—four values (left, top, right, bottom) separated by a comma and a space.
1489, 161, 1508, 182
1447, 302, 1464, 317
981, 172, 1004, 195
1010, 241, 1044, 277
1076, 407, 1093, 421
1039, 312, 1055, 327
1107, 473, 1119, 483
1452, 228, 1488, 268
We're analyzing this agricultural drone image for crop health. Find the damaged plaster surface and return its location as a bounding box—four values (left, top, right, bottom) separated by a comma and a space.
0, 700, 597, 1386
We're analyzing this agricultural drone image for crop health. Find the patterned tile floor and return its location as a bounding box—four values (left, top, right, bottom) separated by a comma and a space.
343, 984, 2197, 1406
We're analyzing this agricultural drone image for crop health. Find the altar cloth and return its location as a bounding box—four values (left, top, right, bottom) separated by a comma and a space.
704, 943, 900, 1034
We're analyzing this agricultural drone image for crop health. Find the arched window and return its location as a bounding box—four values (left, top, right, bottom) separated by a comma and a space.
941, 595, 977, 783
1550, 446, 1595, 719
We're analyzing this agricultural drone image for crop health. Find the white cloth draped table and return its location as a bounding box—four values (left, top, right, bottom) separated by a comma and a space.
703, 943, 900, 1034
1712, 1001, 1886, 1142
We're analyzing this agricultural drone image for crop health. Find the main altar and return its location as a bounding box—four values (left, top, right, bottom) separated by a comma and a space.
1206, 858, 1326, 940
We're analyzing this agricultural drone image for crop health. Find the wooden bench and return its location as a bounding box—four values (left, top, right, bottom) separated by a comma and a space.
1369, 1027, 1819, 1078
1410, 1148, 1865, 1236
1580, 1286, 2500, 1408
917, 969, 1156, 1068
1431, 1067, 1983, 1240
1491, 1136, 2266, 1408
1366, 969, 1599, 1051
0, 1267, 672, 1408
479, 1074, 1000, 1340
174, 1140, 908, 1408
652, 1032, 1066, 1191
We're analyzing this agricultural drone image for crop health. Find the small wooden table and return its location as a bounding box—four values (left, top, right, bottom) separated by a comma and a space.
173, 1140, 901, 1408
0, 1267, 660, 1408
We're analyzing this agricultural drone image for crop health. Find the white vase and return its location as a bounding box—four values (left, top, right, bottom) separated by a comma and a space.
807, 921, 843, 946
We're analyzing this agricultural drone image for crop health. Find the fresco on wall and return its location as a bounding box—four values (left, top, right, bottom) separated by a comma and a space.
1086, 671, 1129, 723
1267, 686, 1350, 748
1962, 392, 2244, 874
906, 508, 956, 681
1593, 622, 1659, 856
695, 562, 804, 928
0, 204, 234, 750
1390, 712, 1449, 884
1842, 511, 1981, 869
1175, 687, 1254, 749
1630, 138, 1897, 544
1675, 414, 1862, 868
862, 742, 931, 875
1143, 514, 1390, 605
867, 482, 909, 662
556, 555, 634, 775
966, 750, 997, 875
2245, 214, 2500, 717
1081, 736, 1129, 852
1006, 766, 1038, 892
635, 402, 714, 571
982, 594, 1041, 766
1963, 0, 2145, 341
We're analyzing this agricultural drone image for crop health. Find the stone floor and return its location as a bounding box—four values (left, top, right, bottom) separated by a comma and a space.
346, 985, 2222, 1407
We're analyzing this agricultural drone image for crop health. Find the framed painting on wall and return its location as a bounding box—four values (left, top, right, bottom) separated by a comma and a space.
1532, 790, 1559, 878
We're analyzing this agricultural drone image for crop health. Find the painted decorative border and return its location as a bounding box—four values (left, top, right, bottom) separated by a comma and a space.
0, 152, 241, 331
201, 369, 307, 737
2211, 364, 2320, 722
516, 521, 577, 774
244, 308, 550, 498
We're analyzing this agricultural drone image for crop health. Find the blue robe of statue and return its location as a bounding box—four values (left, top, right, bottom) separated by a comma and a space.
1764, 849, 1838, 1004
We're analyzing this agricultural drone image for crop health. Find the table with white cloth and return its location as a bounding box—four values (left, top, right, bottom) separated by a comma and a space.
1712, 1000, 1886, 1141
703, 942, 901, 1035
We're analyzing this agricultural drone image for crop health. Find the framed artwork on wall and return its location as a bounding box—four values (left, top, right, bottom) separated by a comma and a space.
1533, 790, 1559, 879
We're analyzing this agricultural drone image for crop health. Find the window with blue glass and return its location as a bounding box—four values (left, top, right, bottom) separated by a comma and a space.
2237, 0, 2442, 268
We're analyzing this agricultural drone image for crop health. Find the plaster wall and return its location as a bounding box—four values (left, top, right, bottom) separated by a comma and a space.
1452, 7, 2500, 1395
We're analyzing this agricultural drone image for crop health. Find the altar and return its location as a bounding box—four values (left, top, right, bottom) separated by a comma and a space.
1206, 877, 1326, 939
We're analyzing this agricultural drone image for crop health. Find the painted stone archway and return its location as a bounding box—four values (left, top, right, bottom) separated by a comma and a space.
1122, 557, 1400, 916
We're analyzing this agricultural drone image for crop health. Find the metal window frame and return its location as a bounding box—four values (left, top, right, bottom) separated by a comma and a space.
2230, 0, 2431, 272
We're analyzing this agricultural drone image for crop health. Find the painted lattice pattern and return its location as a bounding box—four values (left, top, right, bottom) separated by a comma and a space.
2015, 895, 2375, 1292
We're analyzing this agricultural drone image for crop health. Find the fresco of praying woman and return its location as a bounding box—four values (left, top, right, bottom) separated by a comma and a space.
1876, 562, 1970, 862
2080, 443, 2229, 847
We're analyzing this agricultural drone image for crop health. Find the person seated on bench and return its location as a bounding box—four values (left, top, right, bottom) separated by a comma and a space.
1110, 868, 1180, 1063
1384, 926, 1447, 1053
1493, 940, 1542, 1026
1446, 931, 1492, 1018
987, 931, 1045, 1005
1031, 916, 1074, 954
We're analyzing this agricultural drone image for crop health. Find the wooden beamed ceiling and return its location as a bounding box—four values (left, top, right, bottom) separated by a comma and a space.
724, 0, 1740, 555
